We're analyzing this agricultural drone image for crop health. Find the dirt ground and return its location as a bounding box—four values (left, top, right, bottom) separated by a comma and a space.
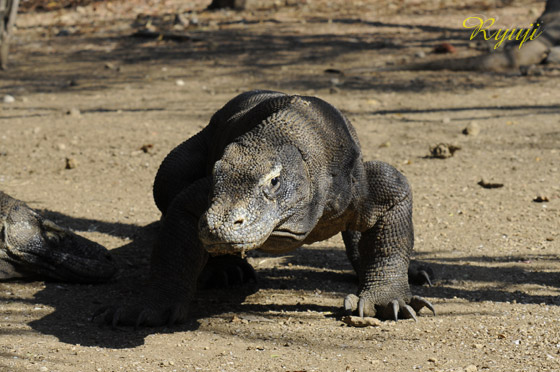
1, 0, 559, 370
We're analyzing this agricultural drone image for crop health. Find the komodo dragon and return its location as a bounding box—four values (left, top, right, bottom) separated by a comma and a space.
0, 191, 116, 283
99, 90, 435, 327
354, 0, 560, 73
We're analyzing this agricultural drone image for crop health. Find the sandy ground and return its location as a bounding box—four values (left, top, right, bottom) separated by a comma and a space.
1, 0, 559, 371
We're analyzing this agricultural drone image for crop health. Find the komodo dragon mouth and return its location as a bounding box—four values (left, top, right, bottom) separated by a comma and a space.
269, 228, 307, 239
200, 216, 309, 255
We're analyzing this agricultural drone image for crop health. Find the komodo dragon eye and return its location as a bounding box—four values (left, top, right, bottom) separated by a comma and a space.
264, 176, 281, 199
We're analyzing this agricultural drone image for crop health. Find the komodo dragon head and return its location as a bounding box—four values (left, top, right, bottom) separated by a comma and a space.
199, 140, 315, 255
1, 193, 117, 283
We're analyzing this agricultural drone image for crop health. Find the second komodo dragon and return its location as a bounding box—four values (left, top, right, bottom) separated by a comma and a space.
101, 90, 435, 327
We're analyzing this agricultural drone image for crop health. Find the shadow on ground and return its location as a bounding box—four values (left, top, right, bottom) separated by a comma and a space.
2, 15, 551, 97
0, 210, 550, 348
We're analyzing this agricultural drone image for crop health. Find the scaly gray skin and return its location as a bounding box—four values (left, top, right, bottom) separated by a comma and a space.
99, 90, 434, 327
0, 191, 117, 283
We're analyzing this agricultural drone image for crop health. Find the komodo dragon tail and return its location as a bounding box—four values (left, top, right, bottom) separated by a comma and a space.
0, 191, 117, 283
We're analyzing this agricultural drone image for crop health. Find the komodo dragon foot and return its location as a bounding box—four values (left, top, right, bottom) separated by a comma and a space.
94, 286, 191, 328
198, 254, 257, 289
344, 290, 435, 322
95, 255, 256, 327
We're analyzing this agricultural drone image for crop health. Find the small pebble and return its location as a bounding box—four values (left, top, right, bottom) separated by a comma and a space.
324, 68, 343, 74
478, 179, 504, 189
342, 315, 381, 327
463, 121, 480, 136
65, 157, 78, 169
3, 95, 15, 103
175, 13, 190, 27
66, 108, 81, 117
56, 29, 71, 37
176, 79, 185, 86
433, 42, 456, 54
140, 144, 154, 153
429, 143, 461, 159
415, 50, 426, 58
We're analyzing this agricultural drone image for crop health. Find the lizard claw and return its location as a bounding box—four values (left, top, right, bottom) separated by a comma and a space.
135, 309, 151, 329
409, 295, 436, 316
417, 270, 433, 286
390, 300, 399, 321
111, 308, 123, 329
401, 304, 418, 321
91, 305, 110, 321
358, 297, 365, 318
343, 294, 359, 314
167, 304, 188, 327
377, 299, 399, 321
408, 265, 435, 286
343, 293, 435, 321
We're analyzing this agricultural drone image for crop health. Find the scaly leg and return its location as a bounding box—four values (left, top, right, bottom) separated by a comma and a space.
344, 161, 434, 321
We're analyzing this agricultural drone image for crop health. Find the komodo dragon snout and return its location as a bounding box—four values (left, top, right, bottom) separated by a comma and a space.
199, 142, 312, 254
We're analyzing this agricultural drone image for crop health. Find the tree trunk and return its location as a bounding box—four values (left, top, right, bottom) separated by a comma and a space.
1, 0, 20, 69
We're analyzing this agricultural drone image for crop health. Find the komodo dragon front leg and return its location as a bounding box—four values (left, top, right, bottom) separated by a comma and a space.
98, 178, 211, 326
99, 177, 255, 326
343, 161, 434, 321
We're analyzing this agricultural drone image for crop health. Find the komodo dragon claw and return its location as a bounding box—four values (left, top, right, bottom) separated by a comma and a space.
344, 293, 435, 321
408, 265, 435, 286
